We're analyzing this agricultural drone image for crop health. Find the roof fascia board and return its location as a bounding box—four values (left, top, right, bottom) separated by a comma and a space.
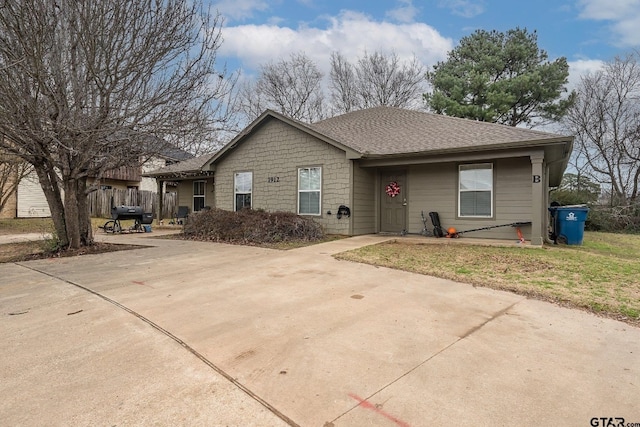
358, 137, 572, 165
144, 172, 214, 180
359, 148, 546, 168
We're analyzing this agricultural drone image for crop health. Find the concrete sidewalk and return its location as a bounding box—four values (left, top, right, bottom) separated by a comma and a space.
1, 233, 639, 426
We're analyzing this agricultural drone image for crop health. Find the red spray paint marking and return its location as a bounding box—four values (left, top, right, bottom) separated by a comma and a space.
348, 393, 411, 427
132, 280, 154, 288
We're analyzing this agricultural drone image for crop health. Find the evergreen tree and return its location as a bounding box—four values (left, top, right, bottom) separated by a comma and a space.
425, 28, 574, 127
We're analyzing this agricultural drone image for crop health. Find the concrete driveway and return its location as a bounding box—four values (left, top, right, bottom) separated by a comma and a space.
1, 233, 638, 426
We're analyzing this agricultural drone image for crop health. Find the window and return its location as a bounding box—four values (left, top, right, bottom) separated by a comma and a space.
193, 181, 205, 212
234, 172, 252, 211
298, 167, 321, 215
458, 163, 493, 217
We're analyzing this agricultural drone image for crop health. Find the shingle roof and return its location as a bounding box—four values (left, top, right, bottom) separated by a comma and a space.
146, 107, 572, 177
159, 146, 194, 161
308, 106, 568, 156
144, 152, 215, 176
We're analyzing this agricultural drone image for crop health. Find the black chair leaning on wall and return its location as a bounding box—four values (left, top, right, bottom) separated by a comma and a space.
175, 206, 189, 225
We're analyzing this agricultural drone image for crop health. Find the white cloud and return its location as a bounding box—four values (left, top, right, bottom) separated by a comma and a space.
212, 0, 270, 22
577, 0, 638, 20
567, 58, 605, 91
577, 0, 640, 46
438, 0, 485, 18
219, 10, 454, 75
386, 0, 420, 23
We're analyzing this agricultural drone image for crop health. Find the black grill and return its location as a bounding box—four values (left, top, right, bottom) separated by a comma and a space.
111, 206, 153, 224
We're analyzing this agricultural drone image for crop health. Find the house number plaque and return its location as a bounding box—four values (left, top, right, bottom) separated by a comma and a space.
268, 176, 280, 183
532, 175, 541, 183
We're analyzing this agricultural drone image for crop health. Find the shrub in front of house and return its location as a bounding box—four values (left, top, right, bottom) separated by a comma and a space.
182, 208, 324, 244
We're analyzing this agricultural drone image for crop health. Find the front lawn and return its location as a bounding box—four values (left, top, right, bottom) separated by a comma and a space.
335, 232, 640, 326
0, 218, 54, 235
0, 217, 146, 262
0, 217, 125, 235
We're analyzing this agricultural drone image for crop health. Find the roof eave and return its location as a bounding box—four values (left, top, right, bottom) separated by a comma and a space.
360, 136, 573, 159
142, 170, 214, 180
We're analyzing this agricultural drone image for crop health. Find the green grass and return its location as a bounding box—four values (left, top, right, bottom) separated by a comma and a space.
335, 231, 640, 326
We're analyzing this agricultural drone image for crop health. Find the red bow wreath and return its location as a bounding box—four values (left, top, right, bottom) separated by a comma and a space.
385, 181, 401, 197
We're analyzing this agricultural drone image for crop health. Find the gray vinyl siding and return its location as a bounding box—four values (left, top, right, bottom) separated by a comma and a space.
406, 157, 532, 240
493, 157, 533, 239
406, 162, 455, 235
351, 161, 376, 235
214, 119, 351, 235
176, 178, 213, 214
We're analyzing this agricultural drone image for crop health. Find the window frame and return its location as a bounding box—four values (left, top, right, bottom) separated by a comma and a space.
193, 180, 206, 212
234, 171, 252, 211
457, 163, 494, 218
297, 166, 322, 216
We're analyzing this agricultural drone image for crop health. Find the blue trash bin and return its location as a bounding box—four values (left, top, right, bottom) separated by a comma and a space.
550, 206, 589, 245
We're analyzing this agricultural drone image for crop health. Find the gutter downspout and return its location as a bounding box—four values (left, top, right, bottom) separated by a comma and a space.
544, 147, 572, 245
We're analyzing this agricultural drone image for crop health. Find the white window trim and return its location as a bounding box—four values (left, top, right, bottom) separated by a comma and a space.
234, 171, 252, 211
458, 163, 494, 218
193, 180, 205, 212
297, 166, 322, 216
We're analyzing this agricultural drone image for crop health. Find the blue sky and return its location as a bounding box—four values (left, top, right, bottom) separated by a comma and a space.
211, 0, 640, 90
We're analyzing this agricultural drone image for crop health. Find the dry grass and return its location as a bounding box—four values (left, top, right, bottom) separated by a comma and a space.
335, 232, 640, 326
0, 218, 54, 235
0, 217, 146, 262
0, 217, 142, 235
0, 240, 144, 263
0, 241, 44, 260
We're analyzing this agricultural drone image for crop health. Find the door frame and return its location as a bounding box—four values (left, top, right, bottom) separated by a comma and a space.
379, 169, 407, 234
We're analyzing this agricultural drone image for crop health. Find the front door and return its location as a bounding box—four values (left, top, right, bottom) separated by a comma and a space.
380, 171, 406, 233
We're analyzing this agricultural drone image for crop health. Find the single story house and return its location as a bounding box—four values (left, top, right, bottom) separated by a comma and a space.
145, 107, 573, 245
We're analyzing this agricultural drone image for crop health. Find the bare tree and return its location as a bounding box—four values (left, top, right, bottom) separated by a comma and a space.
329, 51, 427, 114
0, 0, 237, 249
0, 145, 32, 215
239, 52, 325, 123
564, 51, 640, 205
329, 52, 358, 113
236, 80, 269, 124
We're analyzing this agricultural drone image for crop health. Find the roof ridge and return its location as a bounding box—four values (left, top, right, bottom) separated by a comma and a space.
314, 106, 564, 138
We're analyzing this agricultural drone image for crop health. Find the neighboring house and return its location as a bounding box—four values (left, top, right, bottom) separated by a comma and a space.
0, 188, 16, 219
145, 153, 217, 217
14, 147, 193, 218
0, 165, 17, 219
0, 145, 32, 219
90, 146, 194, 192
16, 171, 51, 217
145, 107, 573, 245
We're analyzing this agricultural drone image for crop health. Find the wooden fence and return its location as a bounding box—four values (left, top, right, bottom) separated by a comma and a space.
88, 188, 176, 219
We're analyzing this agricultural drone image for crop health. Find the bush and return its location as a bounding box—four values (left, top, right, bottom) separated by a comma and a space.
585, 204, 640, 233
182, 208, 324, 244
